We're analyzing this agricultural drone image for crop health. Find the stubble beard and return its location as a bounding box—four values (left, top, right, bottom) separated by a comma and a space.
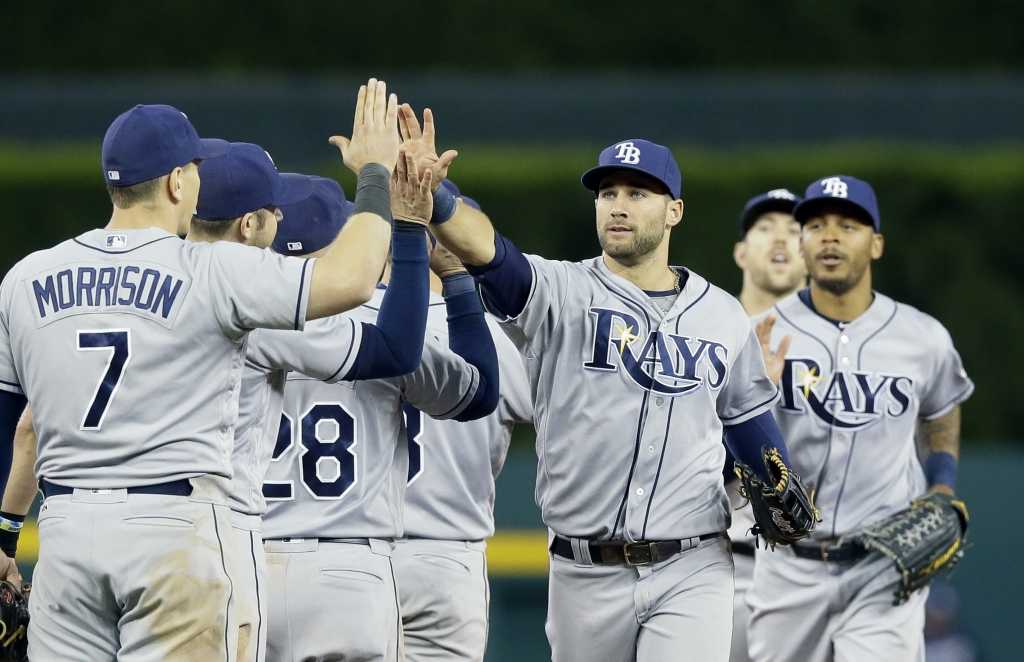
751, 266, 806, 297
600, 224, 665, 267
811, 260, 869, 295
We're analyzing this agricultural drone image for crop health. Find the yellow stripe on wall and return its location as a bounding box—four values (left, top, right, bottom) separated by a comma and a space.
15, 518, 38, 564
486, 529, 549, 577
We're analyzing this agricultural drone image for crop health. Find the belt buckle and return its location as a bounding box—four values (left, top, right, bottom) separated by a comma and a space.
623, 542, 653, 566
821, 542, 841, 562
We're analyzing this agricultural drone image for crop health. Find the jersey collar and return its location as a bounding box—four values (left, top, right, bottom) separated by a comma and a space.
591, 257, 706, 319
74, 227, 179, 254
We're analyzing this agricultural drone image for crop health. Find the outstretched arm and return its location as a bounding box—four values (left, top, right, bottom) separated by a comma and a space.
345, 155, 433, 380
395, 105, 497, 266
432, 244, 499, 421
306, 79, 402, 320
0, 405, 37, 588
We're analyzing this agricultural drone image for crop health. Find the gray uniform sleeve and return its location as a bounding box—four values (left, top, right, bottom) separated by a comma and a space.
919, 326, 974, 420
400, 334, 480, 420
717, 327, 780, 425
494, 255, 571, 357
206, 242, 315, 339
247, 316, 363, 383
493, 323, 533, 425
0, 272, 22, 395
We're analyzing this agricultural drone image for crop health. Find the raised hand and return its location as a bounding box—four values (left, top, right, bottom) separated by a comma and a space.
329, 79, 401, 174
398, 105, 458, 191
391, 151, 434, 226
756, 314, 792, 387
429, 240, 467, 280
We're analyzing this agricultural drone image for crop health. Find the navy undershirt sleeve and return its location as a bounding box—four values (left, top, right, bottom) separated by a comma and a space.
464, 232, 533, 320
344, 222, 430, 380
0, 392, 27, 497
722, 411, 792, 482
442, 273, 500, 422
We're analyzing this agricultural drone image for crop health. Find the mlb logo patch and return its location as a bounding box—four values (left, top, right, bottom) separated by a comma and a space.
106, 234, 128, 248
287, 241, 303, 251
107, 170, 120, 181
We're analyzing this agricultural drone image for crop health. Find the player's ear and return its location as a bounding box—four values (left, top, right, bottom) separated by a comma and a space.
871, 233, 884, 260
665, 199, 683, 228
166, 169, 184, 204
733, 241, 747, 270
238, 213, 255, 241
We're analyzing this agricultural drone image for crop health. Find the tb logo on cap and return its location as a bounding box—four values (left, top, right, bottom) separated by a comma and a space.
768, 189, 796, 200
821, 177, 848, 198
613, 141, 642, 165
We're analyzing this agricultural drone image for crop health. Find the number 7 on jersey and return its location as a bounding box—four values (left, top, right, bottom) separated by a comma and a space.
77, 329, 132, 430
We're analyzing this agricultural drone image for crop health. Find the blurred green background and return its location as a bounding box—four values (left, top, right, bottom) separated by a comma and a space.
3, 2, 1023, 660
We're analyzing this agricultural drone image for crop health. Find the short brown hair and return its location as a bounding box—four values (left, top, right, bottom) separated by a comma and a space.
189, 208, 268, 239
107, 177, 161, 209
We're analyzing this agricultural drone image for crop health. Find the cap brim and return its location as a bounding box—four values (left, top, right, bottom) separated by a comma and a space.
793, 197, 877, 230
272, 173, 316, 207
581, 164, 675, 198
195, 138, 230, 161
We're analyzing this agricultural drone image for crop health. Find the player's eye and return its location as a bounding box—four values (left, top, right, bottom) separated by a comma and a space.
630, 190, 645, 199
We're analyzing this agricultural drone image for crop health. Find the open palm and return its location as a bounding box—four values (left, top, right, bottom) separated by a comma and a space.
398, 105, 458, 191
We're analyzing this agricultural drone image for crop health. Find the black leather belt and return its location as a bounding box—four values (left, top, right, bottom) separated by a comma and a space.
551, 532, 726, 566
41, 479, 193, 499
791, 539, 868, 563
732, 541, 756, 557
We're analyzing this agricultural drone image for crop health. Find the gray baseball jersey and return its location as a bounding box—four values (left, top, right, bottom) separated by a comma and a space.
488, 256, 779, 541
230, 314, 363, 516
765, 291, 973, 540
261, 288, 482, 540
0, 227, 313, 494
401, 292, 533, 541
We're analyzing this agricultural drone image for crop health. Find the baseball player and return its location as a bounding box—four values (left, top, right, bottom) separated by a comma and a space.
187, 143, 435, 662
727, 189, 806, 662
259, 238, 501, 662
0, 79, 408, 661
391, 183, 534, 662
746, 175, 974, 662
402, 104, 803, 662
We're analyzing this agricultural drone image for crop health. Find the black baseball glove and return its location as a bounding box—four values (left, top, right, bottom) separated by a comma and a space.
0, 581, 28, 662
734, 446, 819, 548
853, 492, 969, 605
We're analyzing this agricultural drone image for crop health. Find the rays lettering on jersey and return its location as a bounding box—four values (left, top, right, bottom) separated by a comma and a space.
584, 307, 727, 396
29, 264, 188, 328
779, 357, 914, 430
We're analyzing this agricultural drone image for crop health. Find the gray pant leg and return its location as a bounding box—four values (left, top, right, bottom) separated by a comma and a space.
29, 493, 236, 662
392, 539, 490, 662
635, 538, 734, 662
546, 555, 639, 662
231, 519, 268, 662
730, 552, 755, 662
832, 555, 927, 662
264, 539, 401, 662
746, 549, 834, 662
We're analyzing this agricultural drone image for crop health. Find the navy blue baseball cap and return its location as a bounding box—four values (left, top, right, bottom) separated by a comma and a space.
793, 175, 881, 231
272, 175, 353, 256
195, 143, 314, 222
581, 139, 682, 200
739, 189, 802, 236
440, 179, 481, 211
102, 104, 228, 187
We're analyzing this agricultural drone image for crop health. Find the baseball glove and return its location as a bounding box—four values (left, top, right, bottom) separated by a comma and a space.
0, 581, 28, 662
734, 446, 819, 548
853, 492, 969, 606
